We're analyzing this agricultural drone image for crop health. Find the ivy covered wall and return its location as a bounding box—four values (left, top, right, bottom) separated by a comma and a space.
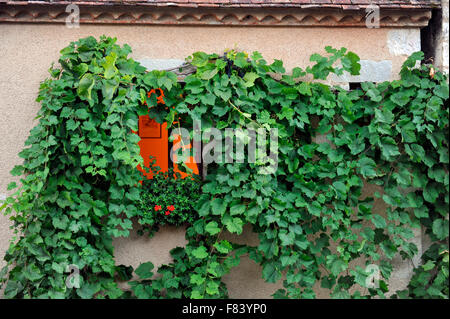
0, 25, 445, 299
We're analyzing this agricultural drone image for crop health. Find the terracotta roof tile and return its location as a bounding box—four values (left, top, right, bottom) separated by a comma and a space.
0, 0, 435, 26
0, 0, 441, 8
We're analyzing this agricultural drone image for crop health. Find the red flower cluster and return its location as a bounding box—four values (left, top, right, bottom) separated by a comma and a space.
165, 205, 175, 215
154, 204, 175, 216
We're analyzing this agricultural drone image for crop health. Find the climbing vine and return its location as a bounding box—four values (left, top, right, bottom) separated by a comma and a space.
0, 36, 448, 299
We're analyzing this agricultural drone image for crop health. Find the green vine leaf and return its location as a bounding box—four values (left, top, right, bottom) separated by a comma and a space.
77, 73, 95, 102
135, 262, 154, 279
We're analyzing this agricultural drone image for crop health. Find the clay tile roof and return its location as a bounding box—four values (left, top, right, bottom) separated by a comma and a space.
0, 0, 442, 9
0, 0, 439, 26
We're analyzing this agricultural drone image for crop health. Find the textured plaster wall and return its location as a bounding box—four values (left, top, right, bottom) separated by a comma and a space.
0, 23, 421, 298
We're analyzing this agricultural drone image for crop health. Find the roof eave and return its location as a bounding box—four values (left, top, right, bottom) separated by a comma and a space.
0, 1, 436, 27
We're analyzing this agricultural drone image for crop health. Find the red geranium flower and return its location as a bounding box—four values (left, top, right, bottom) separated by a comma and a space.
167, 205, 175, 212
165, 211, 171, 216
154, 205, 162, 211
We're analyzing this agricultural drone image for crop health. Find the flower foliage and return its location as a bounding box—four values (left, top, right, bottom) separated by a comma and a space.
1, 36, 449, 299
137, 158, 202, 237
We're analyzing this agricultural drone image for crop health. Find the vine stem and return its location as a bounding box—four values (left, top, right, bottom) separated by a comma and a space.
228, 101, 263, 128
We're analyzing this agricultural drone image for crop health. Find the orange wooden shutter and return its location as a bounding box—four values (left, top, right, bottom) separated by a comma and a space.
136, 88, 199, 179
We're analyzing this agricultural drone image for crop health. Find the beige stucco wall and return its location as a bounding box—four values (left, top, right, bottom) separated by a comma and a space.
0, 23, 422, 298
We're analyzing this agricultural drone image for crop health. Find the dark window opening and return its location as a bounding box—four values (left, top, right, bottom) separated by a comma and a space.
349, 82, 362, 91
421, 8, 442, 64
